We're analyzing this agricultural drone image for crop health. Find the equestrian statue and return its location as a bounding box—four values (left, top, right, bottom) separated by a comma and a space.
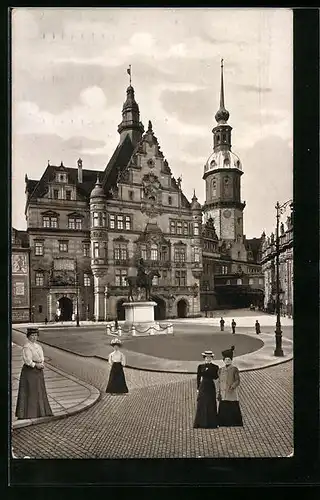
126, 258, 160, 302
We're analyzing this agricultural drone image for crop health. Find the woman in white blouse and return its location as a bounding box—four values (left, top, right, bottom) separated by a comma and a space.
106, 338, 128, 394
15, 328, 53, 419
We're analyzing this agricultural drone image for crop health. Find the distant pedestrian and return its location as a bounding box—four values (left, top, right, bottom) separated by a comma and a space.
231, 319, 236, 334
193, 350, 219, 429
115, 318, 119, 330
220, 317, 225, 332
106, 338, 128, 394
255, 320, 261, 335
217, 346, 243, 427
15, 327, 53, 420
44, 317, 48, 325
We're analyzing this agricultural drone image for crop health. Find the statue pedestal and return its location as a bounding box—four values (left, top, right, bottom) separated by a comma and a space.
122, 301, 173, 337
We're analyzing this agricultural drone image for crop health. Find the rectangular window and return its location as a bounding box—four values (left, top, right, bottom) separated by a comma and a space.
175, 270, 186, 287
193, 222, 199, 236
183, 222, 189, 235
66, 190, 71, 201
177, 222, 182, 235
195, 248, 200, 262
150, 246, 158, 261
115, 269, 127, 287
237, 278, 242, 285
141, 245, 147, 260
170, 221, 175, 234
120, 245, 127, 260
168, 196, 172, 205
258, 278, 264, 285
68, 218, 75, 229
109, 215, 115, 229
161, 246, 168, 261
93, 242, 99, 258
125, 216, 131, 230
53, 189, 59, 200
117, 215, 124, 230
162, 270, 167, 279
129, 190, 134, 200
83, 243, 90, 257
51, 217, 58, 228
114, 246, 120, 260
35, 272, 44, 286
249, 278, 254, 285
35, 242, 43, 256
75, 218, 82, 230
43, 216, 50, 228
84, 273, 91, 287
174, 248, 186, 263
59, 241, 68, 253
93, 212, 99, 227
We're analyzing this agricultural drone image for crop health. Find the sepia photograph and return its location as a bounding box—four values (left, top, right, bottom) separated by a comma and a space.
11, 7, 293, 461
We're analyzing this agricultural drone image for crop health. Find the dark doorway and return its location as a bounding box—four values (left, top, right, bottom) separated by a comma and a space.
116, 299, 126, 320
177, 299, 188, 318
58, 296, 73, 321
151, 296, 166, 320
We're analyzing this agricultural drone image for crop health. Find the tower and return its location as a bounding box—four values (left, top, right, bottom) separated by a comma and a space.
90, 175, 107, 321
203, 59, 245, 242
117, 82, 144, 146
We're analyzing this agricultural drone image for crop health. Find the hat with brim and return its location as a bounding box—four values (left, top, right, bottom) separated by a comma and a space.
111, 338, 122, 347
202, 350, 214, 358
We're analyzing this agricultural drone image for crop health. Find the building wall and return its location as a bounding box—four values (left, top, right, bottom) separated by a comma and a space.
12, 248, 30, 323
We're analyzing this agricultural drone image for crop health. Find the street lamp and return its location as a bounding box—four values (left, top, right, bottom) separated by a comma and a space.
204, 282, 210, 318
75, 260, 80, 327
274, 199, 292, 356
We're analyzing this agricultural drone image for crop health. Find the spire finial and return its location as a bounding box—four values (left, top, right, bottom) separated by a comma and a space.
96, 173, 101, 184
127, 65, 132, 86
220, 58, 225, 109
148, 120, 152, 132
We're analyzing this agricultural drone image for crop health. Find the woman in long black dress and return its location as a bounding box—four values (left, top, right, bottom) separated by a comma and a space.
15, 327, 53, 420
106, 338, 128, 394
217, 346, 243, 427
193, 350, 219, 429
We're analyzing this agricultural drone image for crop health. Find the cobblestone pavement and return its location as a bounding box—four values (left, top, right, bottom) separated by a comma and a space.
12, 358, 293, 459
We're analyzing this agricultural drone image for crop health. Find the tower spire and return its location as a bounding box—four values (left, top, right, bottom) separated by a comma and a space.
215, 58, 230, 124
220, 58, 225, 109
127, 65, 132, 86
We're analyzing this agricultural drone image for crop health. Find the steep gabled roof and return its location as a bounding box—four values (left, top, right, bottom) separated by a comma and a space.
245, 237, 262, 262
102, 135, 135, 192
12, 227, 29, 247
26, 165, 102, 202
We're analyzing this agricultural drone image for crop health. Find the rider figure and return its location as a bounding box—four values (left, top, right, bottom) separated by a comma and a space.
137, 258, 147, 282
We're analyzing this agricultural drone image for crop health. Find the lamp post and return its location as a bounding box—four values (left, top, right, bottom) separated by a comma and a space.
204, 282, 209, 318
75, 260, 80, 327
274, 199, 292, 356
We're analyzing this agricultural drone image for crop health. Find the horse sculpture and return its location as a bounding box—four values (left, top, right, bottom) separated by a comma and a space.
126, 269, 161, 302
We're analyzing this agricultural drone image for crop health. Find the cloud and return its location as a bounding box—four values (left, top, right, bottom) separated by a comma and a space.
235, 84, 272, 93
80, 86, 107, 108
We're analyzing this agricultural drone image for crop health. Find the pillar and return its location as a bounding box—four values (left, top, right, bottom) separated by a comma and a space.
94, 276, 105, 321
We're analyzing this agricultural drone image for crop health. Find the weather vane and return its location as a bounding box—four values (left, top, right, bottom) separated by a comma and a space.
127, 65, 132, 86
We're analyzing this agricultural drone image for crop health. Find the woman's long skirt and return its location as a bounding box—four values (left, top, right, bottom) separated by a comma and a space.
218, 401, 243, 427
193, 380, 218, 428
106, 362, 128, 394
15, 365, 53, 420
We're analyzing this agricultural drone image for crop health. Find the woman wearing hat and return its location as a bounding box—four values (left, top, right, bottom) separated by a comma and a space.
15, 328, 53, 420
217, 346, 243, 427
193, 350, 219, 429
106, 338, 128, 394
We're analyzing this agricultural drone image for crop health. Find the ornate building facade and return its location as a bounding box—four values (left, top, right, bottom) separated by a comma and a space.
260, 211, 293, 317
200, 61, 264, 310
22, 63, 265, 322
24, 85, 202, 322
12, 228, 30, 323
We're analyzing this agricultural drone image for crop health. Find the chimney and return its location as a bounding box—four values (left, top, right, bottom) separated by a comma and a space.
77, 158, 83, 183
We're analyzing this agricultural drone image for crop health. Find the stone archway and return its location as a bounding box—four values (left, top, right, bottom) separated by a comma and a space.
116, 299, 126, 321
58, 296, 73, 321
177, 299, 188, 318
151, 296, 166, 320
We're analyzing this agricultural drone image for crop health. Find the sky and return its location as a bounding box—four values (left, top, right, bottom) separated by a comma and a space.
12, 7, 293, 237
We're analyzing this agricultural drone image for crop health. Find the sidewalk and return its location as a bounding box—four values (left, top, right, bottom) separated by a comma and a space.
11, 343, 100, 429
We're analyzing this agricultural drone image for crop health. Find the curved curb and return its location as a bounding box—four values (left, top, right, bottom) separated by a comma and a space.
12, 360, 101, 430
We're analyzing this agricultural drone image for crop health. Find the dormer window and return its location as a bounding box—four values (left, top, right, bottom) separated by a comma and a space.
223, 158, 230, 167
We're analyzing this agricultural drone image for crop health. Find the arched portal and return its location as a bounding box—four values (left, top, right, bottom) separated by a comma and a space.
58, 296, 73, 321
177, 299, 188, 318
151, 296, 166, 320
116, 299, 126, 321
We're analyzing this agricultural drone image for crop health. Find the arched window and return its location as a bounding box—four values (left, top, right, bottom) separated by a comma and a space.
212, 178, 217, 197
